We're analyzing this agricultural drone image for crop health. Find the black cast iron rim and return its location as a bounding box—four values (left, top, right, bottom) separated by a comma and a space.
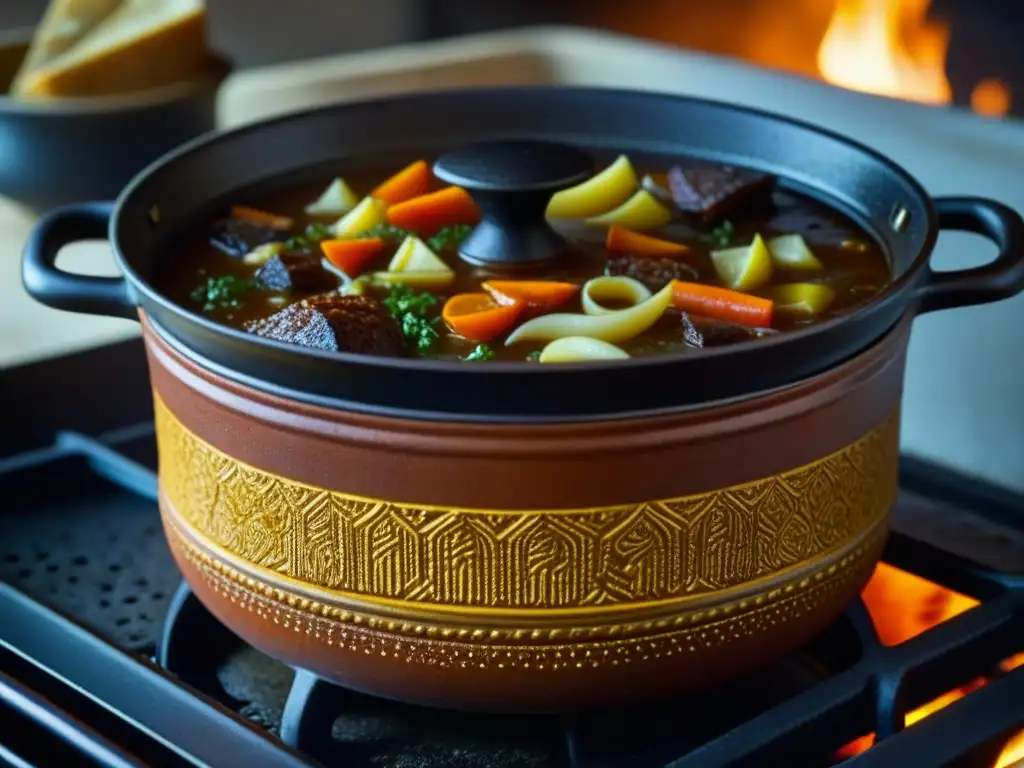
112, 87, 938, 362
144, 309, 912, 424
42, 86, 1024, 419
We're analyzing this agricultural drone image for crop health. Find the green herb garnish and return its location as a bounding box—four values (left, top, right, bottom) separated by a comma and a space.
462, 344, 495, 362
526, 350, 542, 362
428, 225, 473, 251
190, 275, 258, 312
360, 224, 414, 241
285, 221, 333, 249
382, 283, 441, 353
699, 220, 735, 248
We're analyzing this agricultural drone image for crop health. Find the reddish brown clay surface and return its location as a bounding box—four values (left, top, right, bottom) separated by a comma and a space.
144, 312, 910, 711
144, 314, 908, 509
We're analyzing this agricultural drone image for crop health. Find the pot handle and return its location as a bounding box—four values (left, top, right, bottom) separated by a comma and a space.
915, 196, 1024, 314
21, 201, 137, 320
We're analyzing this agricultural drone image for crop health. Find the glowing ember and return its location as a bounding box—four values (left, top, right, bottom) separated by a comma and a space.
861, 562, 976, 645
817, 0, 952, 104
971, 78, 1013, 118
837, 565, 1024, 764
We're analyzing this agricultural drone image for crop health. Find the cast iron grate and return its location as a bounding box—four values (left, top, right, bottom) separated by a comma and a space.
0, 341, 1022, 768
0, 428, 177, 653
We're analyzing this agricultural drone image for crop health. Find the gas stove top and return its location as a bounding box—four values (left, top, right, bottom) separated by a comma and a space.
0, 339, 1022, 768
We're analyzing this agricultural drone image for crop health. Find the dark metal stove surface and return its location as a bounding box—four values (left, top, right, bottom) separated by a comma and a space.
0, 340, 1022, 768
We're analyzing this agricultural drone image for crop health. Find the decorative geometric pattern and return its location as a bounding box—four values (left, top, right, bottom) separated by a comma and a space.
165, 512, 887, 647
166, 516, 886, 663
156, 394, 898, 610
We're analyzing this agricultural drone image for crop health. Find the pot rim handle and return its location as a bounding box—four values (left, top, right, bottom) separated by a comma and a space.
916, 196, 1024, 314
21, 201, 137, 320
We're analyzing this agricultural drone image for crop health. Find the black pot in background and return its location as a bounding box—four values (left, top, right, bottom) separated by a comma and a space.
0, 30, 229, 216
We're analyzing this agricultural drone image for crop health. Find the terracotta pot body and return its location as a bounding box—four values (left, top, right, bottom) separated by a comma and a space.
147, 311, 906, 712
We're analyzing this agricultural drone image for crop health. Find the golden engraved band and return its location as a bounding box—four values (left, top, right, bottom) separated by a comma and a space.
167, 517, 886, 667
155, 393, 899, 611
163, 509, 887, 645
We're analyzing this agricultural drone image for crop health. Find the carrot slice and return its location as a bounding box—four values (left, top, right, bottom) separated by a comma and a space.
320, 238, 385, 277
482, 280, 579, 316
442, 292, 523, 342
670, 280, 773, 327
606, 225, 688, 257
371, 160, 433, 206
386, 187, 480, 237
231, 205, 293, 230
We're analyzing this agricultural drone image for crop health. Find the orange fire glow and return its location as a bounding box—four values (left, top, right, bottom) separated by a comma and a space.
971, 78, 1013, 118
817, 0, 951, 104
838, 564, 1024, 765
592, 0, 1012, 117
815, 0, 1012, 117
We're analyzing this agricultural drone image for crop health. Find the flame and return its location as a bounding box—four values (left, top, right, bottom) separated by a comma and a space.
997, 728, 1024, 767
995, 653, 1024, 767
817, 0, 951, 104
861, 562, 977, 645
837, 565, 1024, 764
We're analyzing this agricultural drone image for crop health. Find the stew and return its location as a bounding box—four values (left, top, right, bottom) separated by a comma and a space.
158, 154, 890, 363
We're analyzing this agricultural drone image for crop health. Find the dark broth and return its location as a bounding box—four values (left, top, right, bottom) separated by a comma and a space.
158, 160, 890, 363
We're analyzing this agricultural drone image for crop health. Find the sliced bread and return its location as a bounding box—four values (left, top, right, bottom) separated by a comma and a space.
15, 0, 207, 99
11, 0, 123, 94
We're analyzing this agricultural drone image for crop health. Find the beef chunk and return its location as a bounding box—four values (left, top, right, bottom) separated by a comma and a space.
606, 255, 698, 291
255, 252, 336, 293
244, 305, 337, 350
245, 295, 406, 357
667, 164, 776, 223
680, 313, 777, 348
312, 295, 407, 356
680, 312, 705, 349
210, 218, 283, 257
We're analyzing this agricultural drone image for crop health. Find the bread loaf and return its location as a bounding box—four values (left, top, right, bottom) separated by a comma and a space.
13, 0, 207, 99
11, 0, 122, 94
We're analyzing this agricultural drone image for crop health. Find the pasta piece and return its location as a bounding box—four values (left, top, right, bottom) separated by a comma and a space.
546, 155, 638, 219
585, 189, 672, 230
538, 337, 630, 363
581, 276, 652, 315
506, 282, 674, 345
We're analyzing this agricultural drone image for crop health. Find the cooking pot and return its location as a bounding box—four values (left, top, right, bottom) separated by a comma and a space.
21, 88, 1024, 712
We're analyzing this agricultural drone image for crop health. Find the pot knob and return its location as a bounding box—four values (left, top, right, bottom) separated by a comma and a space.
433, 139, 593, 268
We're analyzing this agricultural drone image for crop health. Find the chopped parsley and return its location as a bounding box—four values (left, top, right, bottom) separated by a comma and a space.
352, 223, 472, 251
699, 220, 735, 248
462, 344, 495, 362
360, 224, 413, 241
285, 221, 333, 250
428, 225, 473, 251
525, 350, 542, 362
190, 275, 258, 312
382, 283, 441, 353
